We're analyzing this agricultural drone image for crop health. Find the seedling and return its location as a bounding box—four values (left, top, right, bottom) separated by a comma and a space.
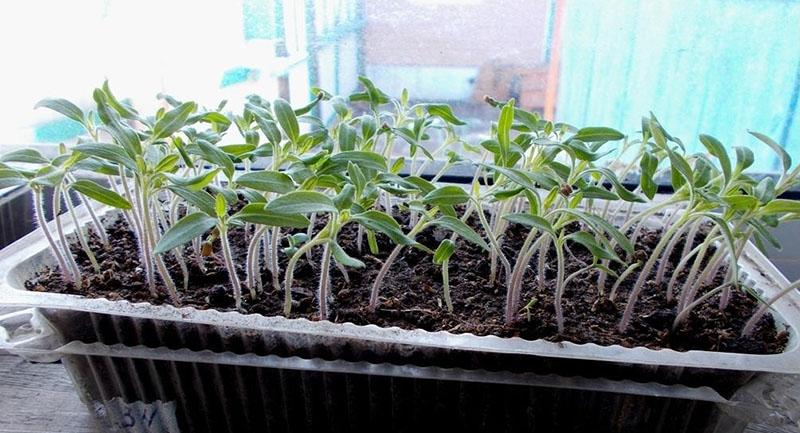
5, 77, 798, 344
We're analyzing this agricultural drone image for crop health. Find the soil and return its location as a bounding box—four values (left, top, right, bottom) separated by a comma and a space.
26, 207, 788, 354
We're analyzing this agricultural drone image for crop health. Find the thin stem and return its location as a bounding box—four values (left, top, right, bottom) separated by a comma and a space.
247, 226, 269, 296
654, 221, 692, 287
673, 285, 726, 330
144, 196, 179, 304
318, 241, 333, 319
609, 262, 641, 302
154, 201, 190, 292
32, 189, 71, 281
677, 227, 719, 311
442, 258, 452, 312
474, 200, 512, 286
52, 183, 82, 285
121, 170, 156, 295
742, 279, 800, 336
619, 215, 688, 332
506, 231, 544, 325
369, 245, 404, 310
64, 189, 101, 273
554, 241, 566, 333
219, 225, 242, 309
369, 215, 429, 310
270, 227, 281, 291
537, 237, 550, 291
284, 236, 328, 316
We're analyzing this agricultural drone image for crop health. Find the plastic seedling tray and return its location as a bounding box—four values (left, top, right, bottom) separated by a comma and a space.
1, 200, 799, 399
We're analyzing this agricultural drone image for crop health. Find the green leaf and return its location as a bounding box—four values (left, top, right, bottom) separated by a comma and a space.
432, 216, 490, 251
34, 98, 85, 125
154, 212, 216, 254
485, 164, 558, 190
165, 169, 219, 191
360, 115, 377, 140
425, 104, 466, 125
639, 152, 659, 200
168, 185, 217, 216
355, 76, 390, 108
0, 149, 49, 164
666, 148, 693, 188
761, 199, 800, 215
256, 117, 282, 146
754, 177, 777, 203
266, 191, 337, 214
102, 81, 139, 120
580, 167, 645, 202
403, 176, 436, 195
30, 166, 65, 187
74, 142, 136, 170
570, 127, 624, 143
348, 162, 367, 195
219, 144, 257, 157
350, 210, 414, 245
423, 185, 469, 206
273, 98, 299, 143
196, 139, 235, 179
231, 203, 310, 228
565, 232, 621, 263
105, 120, 142, 157
214, 194, 227, 219
338, 123, 357, 151
328, 151, 387, 172
749, 131, 791, 173
235, 170, 294, 193
152, 102, 196, 140
154, 154, 180, 173
70, 179, 132, 210
433, 239, 456, 265
699, 134, 731, 184
722, 194, 759, 212
555, 208, 634, 255
579, 185, 619, 201
331, 241, 365, 268
502, 213, 556, 238
734, 146, 755, 173
497, 100, 514, 164
0, 169, 28, 189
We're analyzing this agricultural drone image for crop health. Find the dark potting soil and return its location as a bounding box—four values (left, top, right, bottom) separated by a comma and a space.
26, 208, 788, 355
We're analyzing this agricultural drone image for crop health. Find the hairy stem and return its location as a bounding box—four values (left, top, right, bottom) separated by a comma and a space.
64, 189, 101, 273
619, 216, 687, 332
742, 279, 800, 336
554, 241, 566, 333
247, 226, 269, 296
442, 259, 453, 312
32, 189, 71, 281
318, 241, 333, 319
284, 236, 328, 316
369, 216, 429, 310
52, 183, 83, 285
609, 262, 642, 302
219, 225, 242, 309
121, 170, 156, 295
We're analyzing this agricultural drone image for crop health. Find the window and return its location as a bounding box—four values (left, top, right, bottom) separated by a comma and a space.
1, 0, 797, 173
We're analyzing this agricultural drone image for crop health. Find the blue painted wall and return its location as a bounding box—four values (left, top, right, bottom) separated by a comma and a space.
555, 0, 800, 172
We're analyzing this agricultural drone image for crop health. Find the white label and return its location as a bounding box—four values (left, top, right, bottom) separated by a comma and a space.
92, 397, 180, 433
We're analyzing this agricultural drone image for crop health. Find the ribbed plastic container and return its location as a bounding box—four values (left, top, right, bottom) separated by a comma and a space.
1, 203, 799, 432
28, 340, 756, 433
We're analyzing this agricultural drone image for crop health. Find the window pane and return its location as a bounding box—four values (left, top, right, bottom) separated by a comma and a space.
1, 0, 796, 173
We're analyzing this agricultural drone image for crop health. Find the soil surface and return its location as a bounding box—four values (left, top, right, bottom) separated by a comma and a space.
26, 208, 788, 354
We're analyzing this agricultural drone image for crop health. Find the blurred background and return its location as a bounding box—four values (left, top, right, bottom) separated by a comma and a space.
0, 0, 798, 171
